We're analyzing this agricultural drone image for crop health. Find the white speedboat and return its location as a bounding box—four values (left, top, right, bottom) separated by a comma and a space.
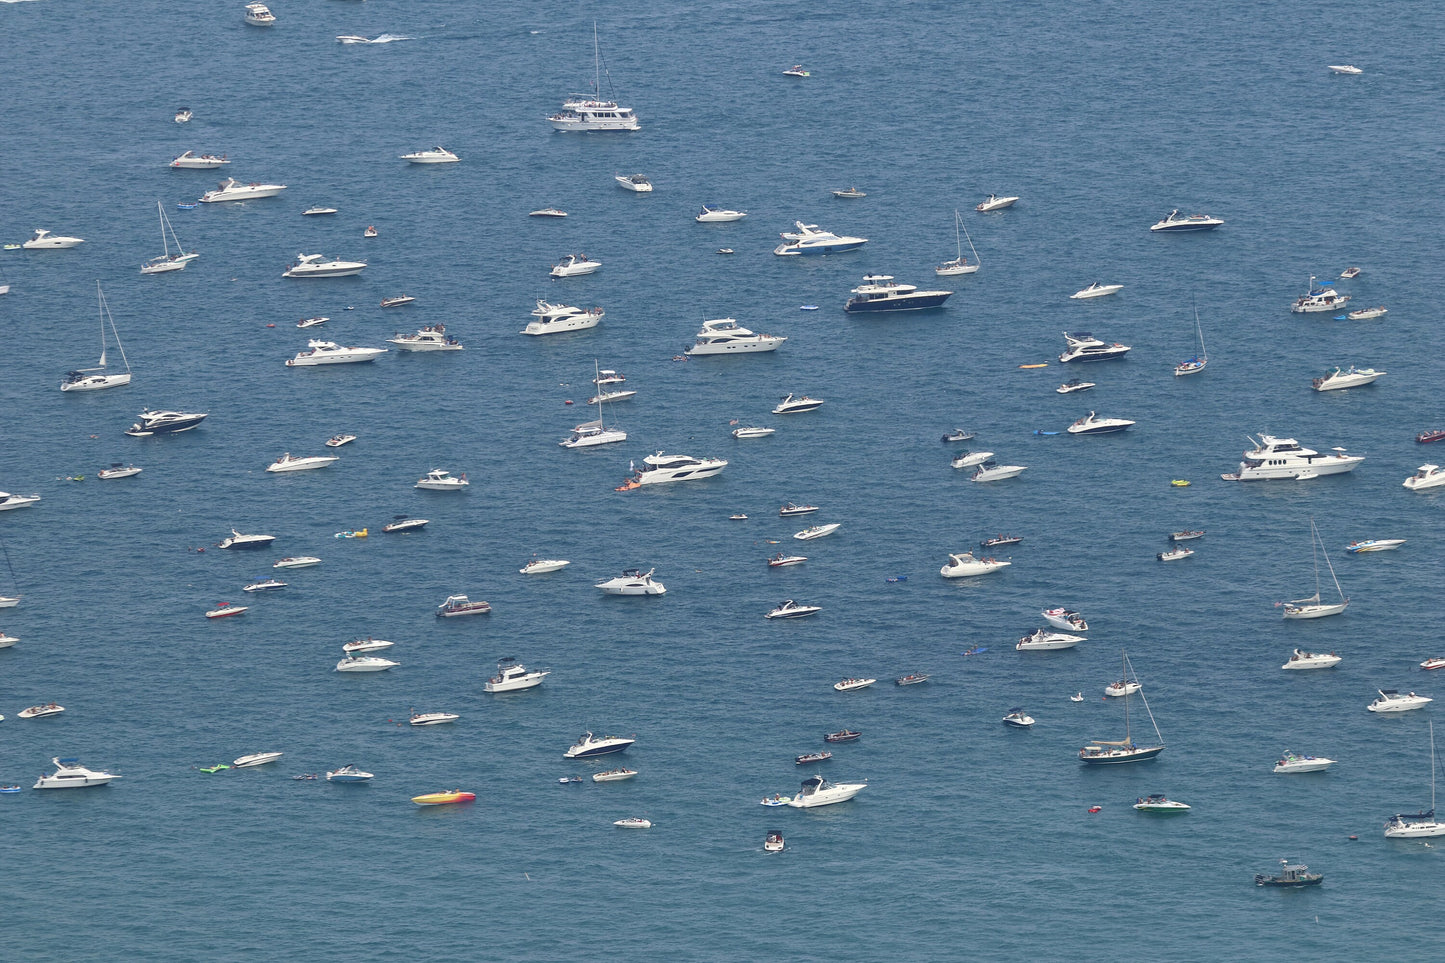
17, 703, 65, 719
218, 529, 275, 550
833, 678, 875, 691
1404, 464, 1445, 491
409, 711, 459, 726
297, 317, 328, 329
1347, 306, 1387, 320
96, 464, 142, 480
1149, 209, 1224, 232
768, 553, 807, 567
1157, 546, 1194, 562
793, 523, 840, 540
342, 638, 393, 653
326, 434, 356, 448
773, 221, 867, 256
1282, 649, 1341, 670
1313, 365, 1384, 391
325, 765, 373, 782
1290, 277, 1350, 313
766, 600, 821, 619
779, 502, 819, 516
198, 177, 286, 202
206, 603, 246, 622
401, 147, 459, 164
285, 340, 386, 366
388, 324, 463, 351
243, 3, 275, 26
273, 556, 321, 569
1423, 658, 1445, 671
1003, 708, 1036, 728
529, 208, 567, 217
525, 300, 603, 335
1042, 608, 1088, 632
563, 732, 635, 758
622, 452, 727, 486
242, 577, 286, 592
732, 426, 775, 439
1345, 539, 1405, 553
174, 108, 192, 123
684, 318, 786, 355
843, 275, 953, 313
0, 492, 41, 511
283, 254, 366, 278
1273, 751, 1335, 774
550, 253, 601, 277
266, 453, 338, 473
613, 817, 651, 828
1056, 378, 1095, 394
415, 469, 468, 490
379, 296, 415, 308
1070, 282, 1123, 300
1016, 629, 1084, 651
1222, 433, 1363, 481
940, 552, 1011, 577
695, 206, 747, 222
1059, 331, 1131, 363
233, 752, 284, 768
0, 632, 18, 646
593, 769, 636, 782
303, 207, 338, 217
435, 594, 491, 617
1329, 64, 1363, 75
782, 65, 810, 77
970, 462, 1027, 483
485, 657, 549, 693
170, 151, 229, 169
335, 655, 398, 672
786, 774, 866, 808
976, 194, 1019, 212
21, 229, 84, 249
33, 758, 120, 790
832, 187, 866, 198
520, 558, 569, 574
1133, 795, 1190, 813
616, 173, 652, 192
596, 568, 666, 595
1368, 689, 1432, 713
773, 393, 823, 414
951, 450, 994, 469
1104, 680, 1141, 698
1066, 411, 1135, 435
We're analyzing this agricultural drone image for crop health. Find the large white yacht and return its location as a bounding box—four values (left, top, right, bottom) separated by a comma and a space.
485, 657, 549, 693
786, 774, 866, 808
0, 492, 41, 511
387, 324, 463, 351
524, 300, 603, 335
1149, 209, 1224, 232
1404, 464, 1445, 491
285, 340, 386, 366
21, 229, 85, 249
1059, 331, 1131, 363
1368, 690, 1432, 713
843, 276, 953, 313
623, 452, 727, 485
1290, 278, 1350, 313
124, 408, 208, 436
596, 568, 666, 595
401, 147, 460, 164
33, 757, 121, 790
684, 318, 787, 355
1221, 434, 1364, 481
940, 552, 1011, 577
773, 221, 868, 256
266, 453, 339, 473
282, 254, 366, 278
1016, 629, 1086, 651
1312, 365, 1383, 391
198, 177, 286, 202
549, 98, 640, 131
170, 151, 229, 169
550, 254, 601, 278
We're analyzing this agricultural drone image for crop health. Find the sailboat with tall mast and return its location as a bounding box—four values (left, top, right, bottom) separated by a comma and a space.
1384, 722, 1445, 838
935, 209, 981, 276
140, 201, 199, 274
547, 23, 640, 132
559, 361, 627, 448
61, 282, 133, 392
0, 533, 22, 608
1281, 518, 1348, 619
1080, 652, 1165, 764
1174, 301, 1208, 376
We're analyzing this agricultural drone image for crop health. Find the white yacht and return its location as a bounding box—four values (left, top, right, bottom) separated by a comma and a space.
549, 98, 640, 131
520, 558, 569, 574
1042, 608, 1088, 632
335, 655, 398, 672
1070, 282, 1123, 299
266, 453, 338, 473
596, 568, 666, 595
232, 752, 284, 768
400, 147, 459, 164
695, 206, 747, 222
773, 221, 868, 256
525, 300, 603, 335
1149, 209, 1224, 232
1281, 649, 1341, 670
563, 732, 636, 758
96, 464, 142, 480
773, 393, 824, 414
21, 229, 84, 249
1291, 278, 1351, 313
62, 282, 132, 391
325, 765, 373, 782
485, 657, 549, 693
951, 450, 994, 469
198, 178, 286, 203
550, 254, 601, 278
284, 340, 386, 367
793, 523, 840, 540
940, 552, 1011, 577
684, 318, 786, 355
342, 638, 394, 653
976, 194, 1019, 212
415, 469, 468, 490
1059, 331, 1131, 363
1312, 365, 1384, 391
218, 529, 275, 550
623, 452, 727, 485
170, 151, 229, 169
843, 276, 953, 313
388, 324, 463, 351
970, 462, 1027, 482
1016, 629, 1085, 651
1368, 690, 1432, 713
1404, 464, 1445, 491
242, 3, 275, 26
1273, 751, 1336, 774
616, 173, 653, 192
124, 408, 208, 436
733, 426, 775, 439
786, 774, 866, 808
409, 711, 459, 726
765, 600, 821, 619
283, 254, 366, 278
33, 758, 121, 790
1066, 411, 1136, 435
1221, 434, 1363, 481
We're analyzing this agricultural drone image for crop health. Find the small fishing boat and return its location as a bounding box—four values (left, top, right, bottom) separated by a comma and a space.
1417, 429, 1445, 444
412, 790, 476, 806
795, 751, 832, 765
832, 187, 866, 198
1157, 547, 1194, 562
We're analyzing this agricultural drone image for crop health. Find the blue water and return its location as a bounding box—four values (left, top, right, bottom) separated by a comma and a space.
3, 0, 1444, 959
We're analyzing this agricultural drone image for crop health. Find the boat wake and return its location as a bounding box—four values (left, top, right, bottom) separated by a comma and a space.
369, 34, 412, 44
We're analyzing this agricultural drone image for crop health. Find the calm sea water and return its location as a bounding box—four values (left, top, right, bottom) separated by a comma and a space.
3, 1, 1444, 959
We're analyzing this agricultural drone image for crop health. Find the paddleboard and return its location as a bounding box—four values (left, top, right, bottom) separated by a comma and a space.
1018, 363, 1049, 369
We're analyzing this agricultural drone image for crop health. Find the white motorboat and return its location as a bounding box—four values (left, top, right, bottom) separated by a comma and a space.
1273, 751, 1335, 774
0, 632, 18, 646
596, 568, 666, 595
976, 194, 1019, 212
940, 552, 1010, 577
832, 187, 866, 198
485, 657, 549, 693
242, 577, 286, 592
0, 491, 41, 511
1016, 629, 1084, 651
615, 173, 653, 192
684, 318, 787, 355
17, 703, 65, 719
936, 209, 982, 276
96, 463, 142, 480
62, 282, 132, 392
563, 732, 635, 758
297, 317, 328, 329
549, 26, 640, 131
141, 201, 199, 274
1170, 530, 1205, 542
283, 253, 366, 278
786, 774, 866, 808
21, 229, 85, 249
174, 108, 192, 123
1369, 689, 1432, 713
833, 677, 875, 691
415, 469, 468, 490
773, 221, 867, 256
409, 710, 459, 726
266, 453, 338, 473
843, 275, 953, 313
400, 147, 460, 164
732, 426, 775, 439
1066, 411, 1135, 435
1290, 276, 1350, 313
435, 594, 491, 617
525, 299, 604, 335
1003, 708, 1036, 728
520, 558, 570, 574
303, 207, 338, 217
550, 254, 601, 278
1329, 64, 1363, 75
335, 655, 398, 672
1149, 209, 1224, 232
326, 434, 356, 448
33, 758, 121, 790
1070, 282, 1123, 300
285, 340, 386, 366
1280, 519, 1348, 619
1222, 433, 1364, 481
1080, 653, 1166, 765
1157, 546, 1194, 562
782, 64, 810, 77
695, 206, 747, 222
1059, 331, 1131, 363
970, 462, 1027, 483
1133, 795, 1190, 813
232, 752, 284, 768
766, 600, 821, 619
593, 769, 636, 782
942, 429, 976, 443
1056, 378, 1095, 394
1403, 464, 1445, 491
621, 451, 727, 486
198, 177, 286, 202
1042, 608, 1088, 632
243, 3, 275, 26
613, 817, 651, 828
203, 602, 243, 618
388, 324, 464, 352
218, 529, 275, 550
1423, 658, 1445, 671
793, 523, 840, 540
325, 765, 374, 783
1281, 648, 1341, 670
1313, 365, 1384, 391
773, 393, 824, 414
1340, 266, 1362, 279
273, 556, 321, 569
1345, 539, 1406, 553
1347, 306, 1387, 320
170, 151, 229, 169
779, 502, 819, 516
342, 638, 393, 653
1384, 722, 1445, 838
768, 553, 807, 567
1104, 680, 1141, 698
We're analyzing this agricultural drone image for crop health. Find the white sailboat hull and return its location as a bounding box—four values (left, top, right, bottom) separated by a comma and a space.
61, 372, 131, 392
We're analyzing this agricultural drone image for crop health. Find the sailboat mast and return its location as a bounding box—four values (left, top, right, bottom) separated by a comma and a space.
1121, 652, 1131, 742
592, 21, 601, 98
157, 201, 170, 258
1318, 521, 1346, 602
98, 281, 132, 373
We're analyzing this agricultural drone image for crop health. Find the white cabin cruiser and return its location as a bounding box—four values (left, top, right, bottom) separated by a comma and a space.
733, 426, 775, 439
685, 318, 786, 355
970, 462, 1027, 482
415, 469, 468, 490
615, 173, 652, 192
243, 3, 275, 26
409, 711, 459, 726
22, 229, 85, 249
266, 453, 338, 472
940, 552, 1011, 577
401, 147, 459, 164
1282, 649, 1341, 670
549, 99, 640, 132
1070, 282, 1123, 299
787, 774, 866, 808
596, 568, 666, 595
283, 254, 366, 278
342, 638, 393, 653
1067, 411, 1135, 435
1016, 629, 1084, 651
34, 758, 121, 790
525, 300, 603, 335
170, 151, 229, 169
1059, 331, 1131, 363
96, 464, 142, 480
233, 752, 284, 768
1347, 306, 1387, 320
624, 452, 727, 485
1313, 365, 1383, 391
1043, 608, 1088, 632
1222, 434, 1363, 481
1404, 464, 1445, 491
1368, 690, 1432, 713
772, 221, 867, 256
1273, 751, 1335, 774
793, 523, 840, 540
273, 556, 321, 569
563, 732, 635, 758
125, 408, 209, 436
242, 577, 286, 592
485, 657, 549, 692
1149, 209, 1224, 232
219, 529, 275, 550
335, 655, 398, 672
198, 178, 286, 202
765, 599, 821, 619
1290, 278, 1350, 313
696, 206, 747, 222
773, 393, 824, 414
550, 254, 601, 277
976, 194, 1019, 212
285, 340, 386, 366
325, 765, 373, 782
843, 275, 952, 313
951, 450, 994, 469
388, 324, 463, 351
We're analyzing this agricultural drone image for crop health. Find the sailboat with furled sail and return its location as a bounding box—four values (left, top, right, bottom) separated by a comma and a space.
935, 209, 982, 276
1080, 652, 1165, 764
1174, 300, 1208, 376
141, 201, 199, 274
1384, 721, 1445, 838
0, 533, 22, 608
560, 361, 627, 448
61, 282, 132, 392
1280, 518, 1348, 619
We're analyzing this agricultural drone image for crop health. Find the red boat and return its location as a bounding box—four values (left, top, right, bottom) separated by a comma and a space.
823, 729, 861, 743
795, 751, 833, 765
1417, 429, 1445, 444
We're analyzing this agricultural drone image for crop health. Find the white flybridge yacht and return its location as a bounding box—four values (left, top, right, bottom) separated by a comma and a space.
387, 324, 463, 351
842, 276, 953, 313
284, 340, 387, 366
596, 568, 666, 595
141, 201, 199, 274
1059, 331, 1131, 363
485, 657, 549, 693
619, 452, 727, 486
772, 221, 868, 256
198, 177, 286, 203
548, 24, 640, 131
561, 362, 627, 448
61, 282, 132, 392
1221, 434, 1364, 481
525, 300, 603, 335
283, 253, 366, 278
34, 758, 121, 789
1290, 276, 1350, 313
684, 318, 787, 355
1079, 652, 1165, 765
1280, 519, 1348, 620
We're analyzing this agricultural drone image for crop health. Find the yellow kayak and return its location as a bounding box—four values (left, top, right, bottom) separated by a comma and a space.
411, 790, 476, 806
